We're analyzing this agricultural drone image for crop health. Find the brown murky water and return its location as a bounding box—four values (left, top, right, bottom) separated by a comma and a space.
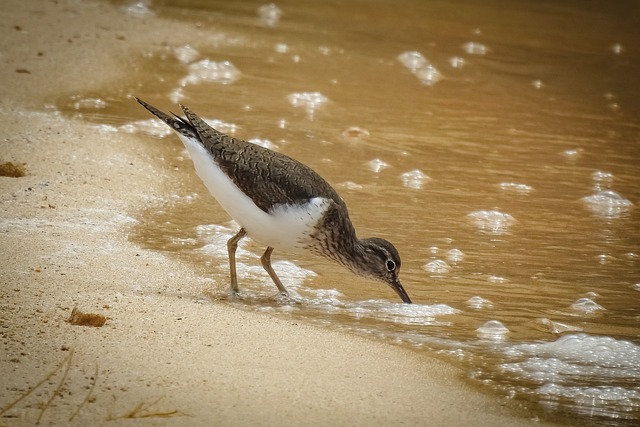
62, 0, 640, 425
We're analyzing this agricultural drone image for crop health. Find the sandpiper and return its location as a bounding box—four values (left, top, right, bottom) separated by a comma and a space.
137, 98, 412, 303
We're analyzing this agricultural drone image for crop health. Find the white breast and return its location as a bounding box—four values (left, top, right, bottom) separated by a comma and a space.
176, 133, 330, 252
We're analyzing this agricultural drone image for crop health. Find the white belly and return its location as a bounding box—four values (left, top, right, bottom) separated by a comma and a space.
177, 134, 330, 252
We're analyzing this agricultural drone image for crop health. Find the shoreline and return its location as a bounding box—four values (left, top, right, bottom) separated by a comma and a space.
1, 1, 556, 425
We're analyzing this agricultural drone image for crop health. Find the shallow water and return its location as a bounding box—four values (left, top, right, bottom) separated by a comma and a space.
62, 0, 639, 425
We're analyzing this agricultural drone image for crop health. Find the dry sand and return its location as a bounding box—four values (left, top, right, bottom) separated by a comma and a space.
1, 1, 557, 425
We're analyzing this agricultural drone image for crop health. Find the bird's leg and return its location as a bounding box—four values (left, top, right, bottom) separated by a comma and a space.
226, 228, 247, 293
260, 247, 289, 296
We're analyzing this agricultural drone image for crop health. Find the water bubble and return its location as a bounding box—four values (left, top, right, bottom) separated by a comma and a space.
397, 51, 428, 72
423, 259, 451, 274
274, 42, 289, 53
341, 126, 370, 140
121, 0, 153, 17
366, 158, 390, 173
287, 92, 329, 119
466, 296, 493, 309
446, 248, 465, 263
72, 97, 107, 110
537, 318, 583, 334
463, 42, 488, 55
180, 59, 241, 86
611, 43, 624, 54
397, 51, 442, 86
633, 284, 640, 292
173, 45, 199, 64
258, 3, 282, 27
414, 64, 443, 86
487, 275, 508, 284
119, 119, 173, 138
476, 320, 509, 340
497, 182, 534, 194
582, 190, 633, 218
570, 298, 605, 314
449, 56, 465, 69
400, 169, 431, 189
591, 170, 614, 191
561, 148, 583, 160
467, 210, 516, 234
532, 80, 544, 89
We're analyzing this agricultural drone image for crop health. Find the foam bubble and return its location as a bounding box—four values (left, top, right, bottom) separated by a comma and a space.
570, 298, 605, 314
463, 42, 488, 55
423, 259, 451, 274
174, 45, 199, 64
180, 59, 241, 86
121, 0, 153, 17
397, 51, 428, 72
476, 320, 509, 340
341, 126, 370, 140
446, 248, 465, 263
397, 51, 442, 86
287, 92, 329, 119
366, 158, 390, 173
258, 3, 282, 27
582, 190, 633, 217
505, 334, 640, 369
72, 97, 107, 110
466, 296, 493, 309
536, 318, 583, 334
591, 171, 614, 191
119, 119, 173, 138
497, 182, 534, 194
449, 56, 465, 69
467, 210, 516, 234
400, 169, 431, 189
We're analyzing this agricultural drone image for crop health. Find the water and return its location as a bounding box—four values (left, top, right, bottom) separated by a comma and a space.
61, 0, 639, 425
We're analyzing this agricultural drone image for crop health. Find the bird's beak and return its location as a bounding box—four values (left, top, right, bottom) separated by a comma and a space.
391, 278, 412, 304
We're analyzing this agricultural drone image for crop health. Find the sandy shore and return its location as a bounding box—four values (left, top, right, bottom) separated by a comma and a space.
1, 1, 556, 425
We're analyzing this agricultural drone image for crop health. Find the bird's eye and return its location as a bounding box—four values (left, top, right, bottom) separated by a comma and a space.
386, 260, 396, 271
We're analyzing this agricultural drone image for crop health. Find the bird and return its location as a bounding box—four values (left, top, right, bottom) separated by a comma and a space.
136, 98, 412, 304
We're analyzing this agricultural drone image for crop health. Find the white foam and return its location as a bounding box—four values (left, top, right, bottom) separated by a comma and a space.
466, 296, 493, 309
570, 297, 605, 314
462, 42, 488, 55
174, 45, 199, 64
258, 3, 282, 27
121, 0, 153, 17
72, 97, 107, 109
467, 210, 516, 234
423, 259, 451, 274
582, 190, 633, 217
397, 51, 442, 86
505, 334, 640, 369
400, 169, 431, 189
180, 59, 241, 86
366, 158, 390, 173
497, 182, 534, 194
287, 92, 329, 119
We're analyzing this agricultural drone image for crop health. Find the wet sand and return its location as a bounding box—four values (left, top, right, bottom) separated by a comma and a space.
0, 1, 559, 425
